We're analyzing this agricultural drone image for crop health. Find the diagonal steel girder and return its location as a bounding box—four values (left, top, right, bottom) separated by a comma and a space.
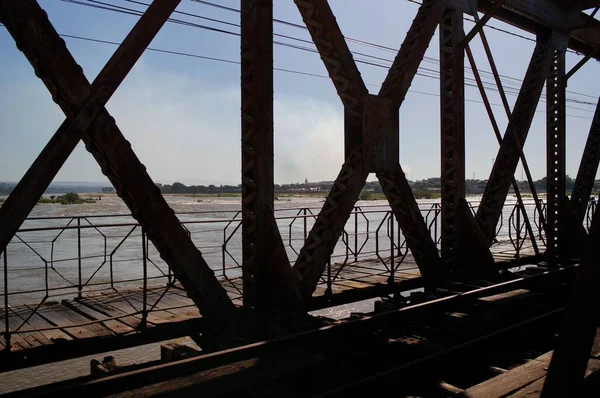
292, 0, 444, 299
571, 98, 600, 224
476, 32, 554, 243
0, 0, 236, 328
0, 0, 180, 257
378, 0, 446, 106
290, 0, 369, 299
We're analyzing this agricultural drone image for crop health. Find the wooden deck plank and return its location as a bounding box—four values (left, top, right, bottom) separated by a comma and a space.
508, 358, 600, 397
12, 311, 72, 343
29, 303, 114, 339
125, 292, 199, 324
98, 291, 174, 325
4, 311, 54, 350
61, 299, 135, 335
78, 297, 145, 329
463, 352, 553, 397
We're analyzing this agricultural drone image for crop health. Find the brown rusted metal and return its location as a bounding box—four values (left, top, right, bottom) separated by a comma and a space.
465, 44, 540, 257
565, 47, 600, 81
362, 95, 399, 173
0, 0, 181, 255
461, 0, 507, 45
475, 24, 547, 235
241, 0, 294, 309
292, 0, 447, 297
378, 0, 445, 106
571, 98, 600, 224
454, 199, 497, 280
0, 0, 236, 333
294, 0, 367, 154
293, 150, 368, 299
439, 7, 466, 267
546, 42, 567, 266
476, 32, 554, 243
541, 207, 600, 397
291, 0, 368, 300
378, 166, 446, 282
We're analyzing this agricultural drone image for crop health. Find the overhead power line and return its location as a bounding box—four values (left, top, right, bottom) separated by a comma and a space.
59, 0, 599, 109
0, 22, 593, 120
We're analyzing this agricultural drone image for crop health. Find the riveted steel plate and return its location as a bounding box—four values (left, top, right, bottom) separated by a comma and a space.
362, 95, 399, 173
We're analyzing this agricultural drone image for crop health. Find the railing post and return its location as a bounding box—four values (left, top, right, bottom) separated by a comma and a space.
77, 217, 82, 299
141, 228, 148, 331
326, 254, 332, 296
516, 203, 521, 259
354, 207, 358, 263
303, 208, 307, 241
3, 250, 10, 351
222, 226, 227, 278
389, 213, 395, 285
434, 204, 439, 249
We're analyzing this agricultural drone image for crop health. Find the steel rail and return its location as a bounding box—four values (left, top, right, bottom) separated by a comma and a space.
15, 265, 576, 397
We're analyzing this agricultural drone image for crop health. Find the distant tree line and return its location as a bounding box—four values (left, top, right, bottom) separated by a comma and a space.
154, 177, 584, 195
0, 176, 594, 198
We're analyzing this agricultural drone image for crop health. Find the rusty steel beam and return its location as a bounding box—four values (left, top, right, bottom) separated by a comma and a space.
475, 25, 547, 234
240, 0, 293, 309
465, 44, 540, 256
292, 149, 368, 299
541, 209, 600, 397
378, 166, 445, 282
378, 0, 445, 106
294, 0, 367, 154
291, 0, 370, 300
439, 8, 465, 266
546, 43, 567, 266
571, 98, 600, 224
477, 0, 600, 61
0, 0, 181, 256
462, 0, 506, 45
565, 47, 600, 81
476, 33, 554, 243
0, 0, 236, 331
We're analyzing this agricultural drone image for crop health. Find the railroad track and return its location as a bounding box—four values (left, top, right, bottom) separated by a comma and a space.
5, 264, 578, 397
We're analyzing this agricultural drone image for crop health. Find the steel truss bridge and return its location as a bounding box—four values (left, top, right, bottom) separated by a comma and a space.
2, 0, 600, 396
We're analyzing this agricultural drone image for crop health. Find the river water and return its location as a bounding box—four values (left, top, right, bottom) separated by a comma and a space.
0, 193, 542, 394
1, 193, 538, 308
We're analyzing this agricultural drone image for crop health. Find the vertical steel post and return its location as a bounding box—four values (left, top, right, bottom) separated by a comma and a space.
546, 38, 567, 266
241, 0, 275, 308
141, 228, 148, 330
439, 7, 465, 268
77, 217, 82, 299
304, 208, 307, 241
354, 208, 359, 263
326, 256, 332, 296
516, 204, 521, 259
3, 251, 9, 351
389, 214, 395, 284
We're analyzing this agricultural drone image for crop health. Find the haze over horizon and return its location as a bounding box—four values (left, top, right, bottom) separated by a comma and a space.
1, 0, 599, 188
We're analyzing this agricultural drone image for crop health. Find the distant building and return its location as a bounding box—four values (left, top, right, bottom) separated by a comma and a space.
305, 177, 308, 185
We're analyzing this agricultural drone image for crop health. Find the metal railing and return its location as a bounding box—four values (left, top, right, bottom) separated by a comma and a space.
0, 197, 595, 351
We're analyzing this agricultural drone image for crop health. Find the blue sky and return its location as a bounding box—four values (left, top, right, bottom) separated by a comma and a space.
1, 0, 599, 185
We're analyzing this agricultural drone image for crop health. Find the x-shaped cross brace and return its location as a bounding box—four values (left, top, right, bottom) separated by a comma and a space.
290, 0, 452, 299
0, 0, 236, 333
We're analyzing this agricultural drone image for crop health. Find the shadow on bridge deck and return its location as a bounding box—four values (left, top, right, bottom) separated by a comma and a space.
0, 242, 538, 373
